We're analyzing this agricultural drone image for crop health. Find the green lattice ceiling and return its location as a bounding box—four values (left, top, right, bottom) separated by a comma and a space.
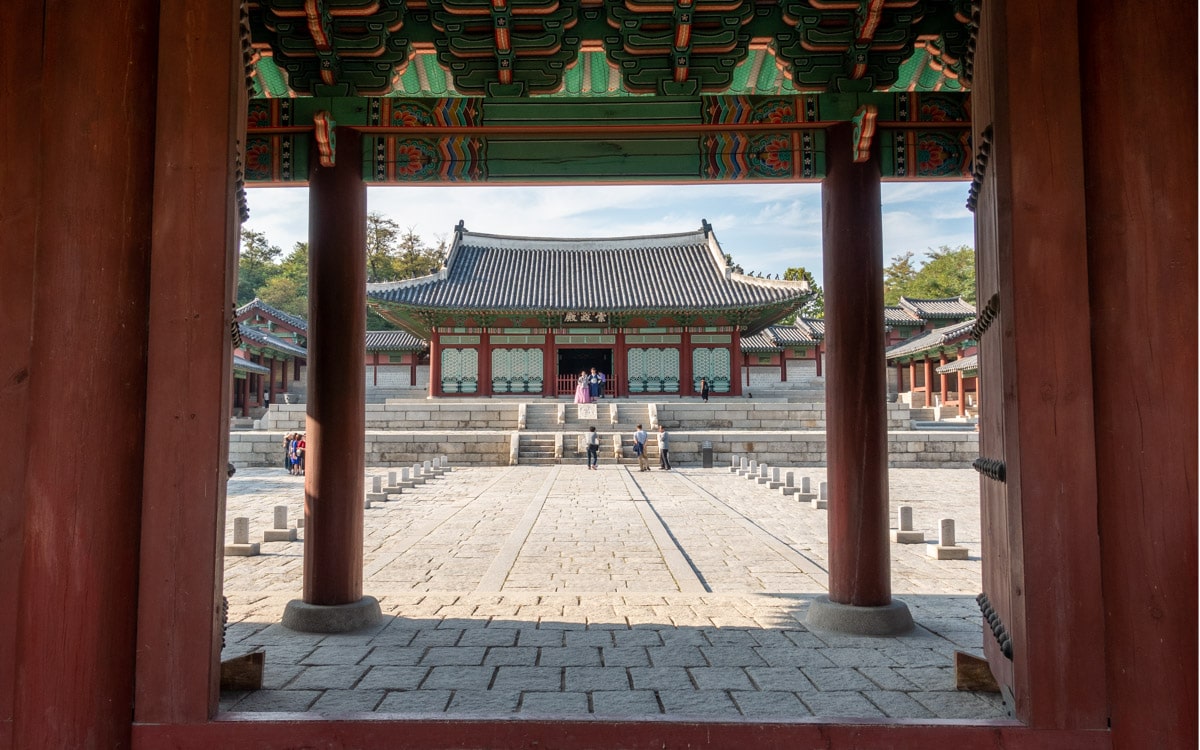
248, 1, 971, 99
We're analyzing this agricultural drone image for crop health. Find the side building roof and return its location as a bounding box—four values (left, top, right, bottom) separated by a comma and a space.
365, 330, 426, 352
936, 353, 978, 375
236, 297, 308, 332
238, 323, 308, 358
885, 319, 975, 361
368, 223, 810, 338
897, 296, 976, 321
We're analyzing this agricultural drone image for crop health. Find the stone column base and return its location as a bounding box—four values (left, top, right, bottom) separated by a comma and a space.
805, 594, 914, 636
282, 595, 382, 633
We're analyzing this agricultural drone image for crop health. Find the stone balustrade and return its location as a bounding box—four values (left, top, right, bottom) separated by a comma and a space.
229, 429, 977, 469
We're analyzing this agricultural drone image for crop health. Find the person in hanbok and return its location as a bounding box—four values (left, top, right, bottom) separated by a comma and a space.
574, 370, 592, 403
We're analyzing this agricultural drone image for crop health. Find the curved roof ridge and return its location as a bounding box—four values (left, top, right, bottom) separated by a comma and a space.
458, 227, 708, 249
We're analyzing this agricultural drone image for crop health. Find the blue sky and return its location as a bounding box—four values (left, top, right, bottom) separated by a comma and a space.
245, 182, 974, 284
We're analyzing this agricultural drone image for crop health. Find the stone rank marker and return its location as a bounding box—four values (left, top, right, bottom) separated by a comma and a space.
768, 466, 784, 490
780, 471, 798, 496
224, 516, 260, 556
890, 505, 924, 544
756, 464, 772, 485
366, 475, 389, 505
811, 481, 828, 510
729, 454, 740, 473
928, 518, 969, 559
263, 505, 298, 543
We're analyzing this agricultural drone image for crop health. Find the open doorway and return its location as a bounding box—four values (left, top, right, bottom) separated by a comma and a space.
557, 348, 612, 379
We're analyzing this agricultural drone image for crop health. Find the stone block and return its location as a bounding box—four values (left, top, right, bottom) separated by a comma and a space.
264, 528, 298, 543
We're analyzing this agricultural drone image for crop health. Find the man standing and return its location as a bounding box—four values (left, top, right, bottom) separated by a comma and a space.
586, 426, 600, 470
588, 367, 602, 400
657, 424, 671, 470
633, 424, 649, 472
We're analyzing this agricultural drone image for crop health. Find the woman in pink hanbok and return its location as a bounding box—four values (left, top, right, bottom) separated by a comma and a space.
573, 370, 592, 403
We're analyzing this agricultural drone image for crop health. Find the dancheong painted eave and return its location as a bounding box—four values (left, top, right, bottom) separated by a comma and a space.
367, 221, 811, 336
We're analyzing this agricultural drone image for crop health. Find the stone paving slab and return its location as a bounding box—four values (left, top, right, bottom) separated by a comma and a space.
220, 465, 1004, 721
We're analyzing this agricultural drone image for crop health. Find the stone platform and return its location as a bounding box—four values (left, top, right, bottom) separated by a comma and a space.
220, 466, 1003, 721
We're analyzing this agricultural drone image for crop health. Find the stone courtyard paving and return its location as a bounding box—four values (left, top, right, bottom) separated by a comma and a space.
220, 464, 1004, 722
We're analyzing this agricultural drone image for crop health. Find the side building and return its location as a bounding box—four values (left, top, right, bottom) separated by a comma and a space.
366, 221, 811, 398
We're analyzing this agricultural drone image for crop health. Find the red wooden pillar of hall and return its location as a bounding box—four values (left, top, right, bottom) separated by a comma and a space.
282, 127, 380, 632
806, 121, 911, 635
429, 333, 442, 397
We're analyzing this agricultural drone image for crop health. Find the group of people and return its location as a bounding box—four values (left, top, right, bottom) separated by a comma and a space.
585, 423, 670, 471
573, 367, 607, 404
283, 432, 306, 475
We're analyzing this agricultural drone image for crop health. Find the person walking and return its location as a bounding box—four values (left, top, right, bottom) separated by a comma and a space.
586, 426, 600, 470
699, 377, 710, 402
633, 424, 649, 472
657, 424, 672, 470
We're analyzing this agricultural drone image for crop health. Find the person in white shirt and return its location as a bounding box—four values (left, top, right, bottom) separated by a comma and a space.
633, 424, 649, 472
586, 426, 600, 469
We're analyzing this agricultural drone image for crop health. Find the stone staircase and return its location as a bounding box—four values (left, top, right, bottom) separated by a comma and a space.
518, 433, 559, 465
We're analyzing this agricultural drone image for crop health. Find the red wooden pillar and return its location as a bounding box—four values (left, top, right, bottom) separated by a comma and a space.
240, 372, 250, 417
939, 352, 948, 406
429, 332, 442, 397
958, 373, 967, 417
410, 353, 417, 387
10, 2, 157, 746
284, 127, 379, 631
268, 357, 277, 405
730, 331, 743, 396
543, 333, 555, 396
480, 331, 492, 396
923, 357, 934, 406
895, 362, 904, 392
372, 352, 379, 386
780, 346, 788, 382
807, 121, 909, 635
815, 341, 822, 377
908, 360, 916, 401
681, 329, 693, 396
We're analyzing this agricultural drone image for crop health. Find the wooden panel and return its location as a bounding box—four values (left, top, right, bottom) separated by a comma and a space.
13, 3, 159, 747
0, 1, 43, 740
970, 10, 1013, 697
132, 718, 1112, 749
980, 0, 1107, 729
135, 0, 243, 723
1077, 2, 1198, 746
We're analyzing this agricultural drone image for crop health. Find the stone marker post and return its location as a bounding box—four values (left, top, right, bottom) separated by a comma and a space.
225, 517, 260, 556
928, 518, 969, 559
890, 505, 924, 544
265, 506, 299, 542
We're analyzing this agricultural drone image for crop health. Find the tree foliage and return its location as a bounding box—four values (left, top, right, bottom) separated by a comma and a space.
237, 217, 448, 329
781, 266, 824, 322
884, 245, 975, 305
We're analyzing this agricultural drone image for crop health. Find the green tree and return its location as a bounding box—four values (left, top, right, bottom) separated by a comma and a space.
237, 229, 283, 304
258, 275, 308, 318
366, 212, 403, 282
394, 226, 447, 278
906, 245, 976, 303
781, 266, 824, 322
883, 251, 918, 305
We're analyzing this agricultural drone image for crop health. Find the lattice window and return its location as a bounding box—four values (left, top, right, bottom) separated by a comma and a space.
491, 347, 543, 393
693, 347, 731, 392
441, 348, 479, 393
627, 347, 680, 394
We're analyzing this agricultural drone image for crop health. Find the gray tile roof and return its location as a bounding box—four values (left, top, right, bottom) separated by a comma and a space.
740, 330, 779, 353
367, 226, 809, 313
936, 353, 978, 374
238, 323, 308, 358
236, 298, 308, 332
898, 296, 976, 320
885, 319, 976, 360
365, 330, 426, 351
232, 355, 270, 375
884, 305, 922, 326
739, 320, 823, 353
802, 318, 825, 338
